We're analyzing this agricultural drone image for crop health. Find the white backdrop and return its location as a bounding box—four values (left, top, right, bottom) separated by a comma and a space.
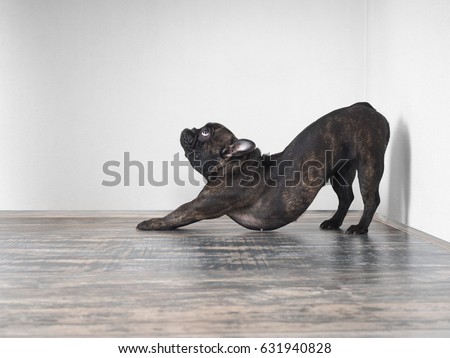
367, 0, 450, 241
0, 0, 366, 211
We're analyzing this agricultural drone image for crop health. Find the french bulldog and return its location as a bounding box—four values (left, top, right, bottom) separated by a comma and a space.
137, 102, 389, 234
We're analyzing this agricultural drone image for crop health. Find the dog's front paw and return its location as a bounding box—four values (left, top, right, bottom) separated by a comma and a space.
136, 218, 166, 231
345, 224, 368, 235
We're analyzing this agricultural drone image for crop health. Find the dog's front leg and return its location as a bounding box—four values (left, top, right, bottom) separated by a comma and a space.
136, 193, 226, 231
136, 201, 203, 230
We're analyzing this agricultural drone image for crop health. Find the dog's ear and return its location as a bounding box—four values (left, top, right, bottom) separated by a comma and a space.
221, 139, 256, 159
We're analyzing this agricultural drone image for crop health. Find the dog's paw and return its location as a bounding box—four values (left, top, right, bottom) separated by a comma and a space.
320, 219, 341, 230
345, 225, 368, 235
136, 218, 166, 231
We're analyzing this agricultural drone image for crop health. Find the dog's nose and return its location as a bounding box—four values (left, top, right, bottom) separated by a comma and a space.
180, 129, 195, 146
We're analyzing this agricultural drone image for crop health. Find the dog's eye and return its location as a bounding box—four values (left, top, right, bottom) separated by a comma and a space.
200, 128, 210, 137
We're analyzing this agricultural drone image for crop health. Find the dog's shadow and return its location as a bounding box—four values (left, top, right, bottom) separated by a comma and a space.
387, 119, 411, 224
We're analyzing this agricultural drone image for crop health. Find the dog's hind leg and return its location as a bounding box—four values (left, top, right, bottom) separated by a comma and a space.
320, 161, 356, 230
345, 158, 384, 235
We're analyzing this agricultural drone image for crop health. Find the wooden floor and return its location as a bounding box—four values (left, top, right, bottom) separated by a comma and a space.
0, 211, 449, 338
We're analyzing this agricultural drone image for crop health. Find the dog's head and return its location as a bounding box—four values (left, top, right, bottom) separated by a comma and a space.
180, 122, 256, 178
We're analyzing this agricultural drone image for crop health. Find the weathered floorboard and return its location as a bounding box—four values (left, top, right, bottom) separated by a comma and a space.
0, 211, 449, 337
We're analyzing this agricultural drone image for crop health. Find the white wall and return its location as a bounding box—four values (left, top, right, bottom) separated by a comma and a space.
367, 0, 450, 241
0, 0, 366, 210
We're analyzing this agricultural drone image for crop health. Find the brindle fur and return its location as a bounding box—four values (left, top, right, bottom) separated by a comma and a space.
137, 102, 390, 234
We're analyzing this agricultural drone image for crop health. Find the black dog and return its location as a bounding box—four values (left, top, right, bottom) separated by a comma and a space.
137, 102, 389, 234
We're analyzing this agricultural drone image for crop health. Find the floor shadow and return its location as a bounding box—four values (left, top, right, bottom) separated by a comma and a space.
387, 119, 411, 224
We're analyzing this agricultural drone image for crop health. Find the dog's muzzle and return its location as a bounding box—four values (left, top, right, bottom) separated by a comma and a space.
180, 128, 197, 149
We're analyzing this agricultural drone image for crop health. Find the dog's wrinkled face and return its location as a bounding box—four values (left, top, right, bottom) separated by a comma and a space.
180, 122, 256, 178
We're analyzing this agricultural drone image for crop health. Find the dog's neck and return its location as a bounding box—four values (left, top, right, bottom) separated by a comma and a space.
207, 148, 262, 179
